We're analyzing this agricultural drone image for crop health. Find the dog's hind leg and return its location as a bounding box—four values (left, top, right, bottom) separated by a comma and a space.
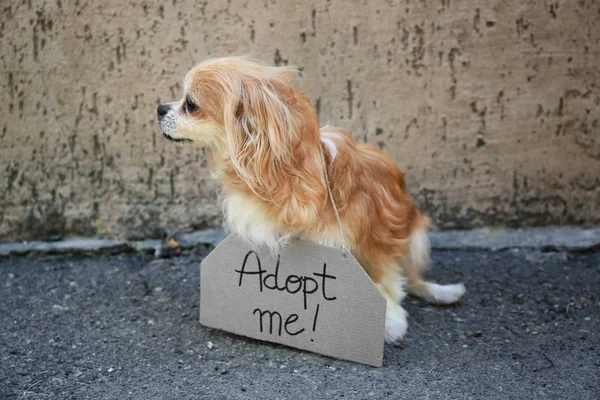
375, 274, 409, 344
402, 228, 466, 304
362, 257, 409, 344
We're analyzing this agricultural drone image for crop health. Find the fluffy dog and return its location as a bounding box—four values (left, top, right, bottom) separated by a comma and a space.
157, 57, 465, 342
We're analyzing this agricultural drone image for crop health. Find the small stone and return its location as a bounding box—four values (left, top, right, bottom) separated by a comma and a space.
220, 368, 228, 375
107, 367, 114, 372
241, 387, 247, 392
207, 341, 214, 350
462, 344, 468, 348
584, 317, 591, 321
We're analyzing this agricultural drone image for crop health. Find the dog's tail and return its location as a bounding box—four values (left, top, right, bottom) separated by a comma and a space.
407, 279, 466, 304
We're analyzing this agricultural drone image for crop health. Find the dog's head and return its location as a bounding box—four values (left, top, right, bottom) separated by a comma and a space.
157, 57, 319, 179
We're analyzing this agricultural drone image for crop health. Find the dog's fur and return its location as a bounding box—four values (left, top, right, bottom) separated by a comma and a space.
157, 57, 465, 342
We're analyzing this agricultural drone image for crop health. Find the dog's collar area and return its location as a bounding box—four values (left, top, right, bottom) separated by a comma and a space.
162, 133, 193, 143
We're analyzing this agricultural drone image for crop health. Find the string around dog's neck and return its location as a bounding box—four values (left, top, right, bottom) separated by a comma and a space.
319, 147, 348, 253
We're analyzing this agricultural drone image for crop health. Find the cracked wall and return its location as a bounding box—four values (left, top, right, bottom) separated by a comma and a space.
1, 0, 599, 240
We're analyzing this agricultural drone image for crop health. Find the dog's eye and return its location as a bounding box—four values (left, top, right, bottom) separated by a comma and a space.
185, 96, 198, 113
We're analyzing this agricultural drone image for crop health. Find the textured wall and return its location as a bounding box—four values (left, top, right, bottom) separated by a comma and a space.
1, 0, 599, 240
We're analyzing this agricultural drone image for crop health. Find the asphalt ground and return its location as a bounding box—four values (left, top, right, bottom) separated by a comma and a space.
1, 247, 599, 399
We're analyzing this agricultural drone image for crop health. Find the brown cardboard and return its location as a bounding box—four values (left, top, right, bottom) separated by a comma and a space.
200, 234, 386, 367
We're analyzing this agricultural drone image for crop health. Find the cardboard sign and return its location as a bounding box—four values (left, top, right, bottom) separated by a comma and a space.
199, 234, 386, 367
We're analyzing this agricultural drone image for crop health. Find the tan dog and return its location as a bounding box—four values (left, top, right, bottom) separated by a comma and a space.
157, 57, 465, 343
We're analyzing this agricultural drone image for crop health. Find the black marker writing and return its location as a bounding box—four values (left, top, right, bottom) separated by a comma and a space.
313, 263, 337, 301
284, 313, 305, 336
235, 252, 337, 310
235, 251, 265, 292
253, 308, 305, 336
253, 308, 282, 335
237, 251, 338, 339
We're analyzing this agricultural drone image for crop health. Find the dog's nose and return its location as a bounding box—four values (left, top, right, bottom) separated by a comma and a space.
157, 104, 170, 118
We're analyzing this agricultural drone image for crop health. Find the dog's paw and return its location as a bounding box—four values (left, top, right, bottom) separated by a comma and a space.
384, 301, 408, 343
427, 282, 466, 304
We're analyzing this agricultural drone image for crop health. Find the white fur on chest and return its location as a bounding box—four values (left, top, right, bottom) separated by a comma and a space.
221, 192, 344, 252
221, 192, 289, 251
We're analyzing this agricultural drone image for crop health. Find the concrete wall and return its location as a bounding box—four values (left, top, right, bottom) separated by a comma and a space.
1, 0, 599, 240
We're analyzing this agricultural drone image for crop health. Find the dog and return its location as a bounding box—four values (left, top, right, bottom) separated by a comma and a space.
157, 57, 465, 343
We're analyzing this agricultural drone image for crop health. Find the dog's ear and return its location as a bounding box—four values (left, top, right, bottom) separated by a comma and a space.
222, 70, 326, 231
224, 76, 297, 194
